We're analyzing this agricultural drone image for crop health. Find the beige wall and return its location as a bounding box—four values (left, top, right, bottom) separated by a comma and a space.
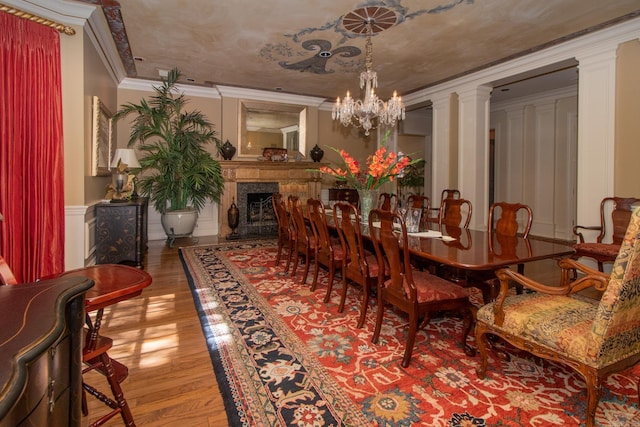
83, 32, 118, 204
60, 24, 85, 206
615, 39, 640, 197
61, 24, 118, 206
220, 97, 239, 149
316, 109, 378, 188
116, 87, 223, 159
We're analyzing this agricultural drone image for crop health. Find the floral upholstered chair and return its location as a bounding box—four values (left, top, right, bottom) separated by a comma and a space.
475, 207, 640, 427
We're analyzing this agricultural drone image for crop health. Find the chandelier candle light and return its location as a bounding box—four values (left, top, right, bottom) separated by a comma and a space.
332, 16, 405, 136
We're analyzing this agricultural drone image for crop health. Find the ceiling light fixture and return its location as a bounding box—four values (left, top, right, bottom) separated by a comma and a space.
332, 15, 404, 136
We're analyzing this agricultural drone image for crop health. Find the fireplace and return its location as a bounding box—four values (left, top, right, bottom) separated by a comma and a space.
218, 161, 322, 238
237, 182, 279, 237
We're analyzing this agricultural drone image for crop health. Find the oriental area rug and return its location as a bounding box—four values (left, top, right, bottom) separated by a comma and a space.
179, 241, 639, 426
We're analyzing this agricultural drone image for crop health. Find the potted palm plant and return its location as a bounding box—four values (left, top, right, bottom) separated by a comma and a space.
114, 68, 224, 240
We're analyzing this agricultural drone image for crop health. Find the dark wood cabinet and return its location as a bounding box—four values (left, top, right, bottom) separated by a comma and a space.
328, 188, 359, 206
95, 198, 148, 268
0, 277, 94, 426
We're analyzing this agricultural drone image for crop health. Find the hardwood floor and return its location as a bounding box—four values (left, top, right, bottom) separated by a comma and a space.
83, 236, 228, 427
81, 234, 572, 426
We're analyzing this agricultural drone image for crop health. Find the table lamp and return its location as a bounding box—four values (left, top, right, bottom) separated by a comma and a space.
110, 148, 141, 201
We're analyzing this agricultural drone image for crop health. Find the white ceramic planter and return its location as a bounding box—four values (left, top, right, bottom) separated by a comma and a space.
161, 208, 198, 238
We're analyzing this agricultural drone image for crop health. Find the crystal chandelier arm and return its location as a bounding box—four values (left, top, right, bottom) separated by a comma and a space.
332, 16, 405, 136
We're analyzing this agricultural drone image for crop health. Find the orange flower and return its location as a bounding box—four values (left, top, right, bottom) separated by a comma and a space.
316, 131, 420, 190
340, 150, 360, 175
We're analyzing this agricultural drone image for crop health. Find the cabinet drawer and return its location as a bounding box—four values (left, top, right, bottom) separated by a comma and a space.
0, 355, 48, 427
50, 335, 70, 401
49, 387, 70, 425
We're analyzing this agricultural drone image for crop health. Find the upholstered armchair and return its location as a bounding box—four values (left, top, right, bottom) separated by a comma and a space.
475, 207, 640, 427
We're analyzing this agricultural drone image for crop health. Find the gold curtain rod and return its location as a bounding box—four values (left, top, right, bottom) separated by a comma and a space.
0, 3, 76, 35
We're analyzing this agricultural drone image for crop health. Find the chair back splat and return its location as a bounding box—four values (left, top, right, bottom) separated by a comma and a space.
369, 208, 475, 367
488, 202, 533, 238
307, 198, 344, 292
272, 193, 294, 272
377, 193, 398, 211
484, 201, 534, 297
288, 195, 316, 286
332, 202, 382, 328
439, 198, 472, 228
475, 206, 640, 427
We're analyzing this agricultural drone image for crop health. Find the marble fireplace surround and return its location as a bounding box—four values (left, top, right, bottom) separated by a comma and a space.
218, 161, 322, 238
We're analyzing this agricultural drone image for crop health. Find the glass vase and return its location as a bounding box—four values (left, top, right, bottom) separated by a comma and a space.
357, 189, 379, 223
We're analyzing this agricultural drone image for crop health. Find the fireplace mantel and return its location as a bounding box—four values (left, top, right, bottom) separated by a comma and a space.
218, 161, 323, 237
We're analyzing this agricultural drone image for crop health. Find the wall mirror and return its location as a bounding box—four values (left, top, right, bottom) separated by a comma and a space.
238, 100, 307, 159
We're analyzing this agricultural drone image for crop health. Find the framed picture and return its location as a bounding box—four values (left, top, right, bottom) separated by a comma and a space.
92, 96, 114, 176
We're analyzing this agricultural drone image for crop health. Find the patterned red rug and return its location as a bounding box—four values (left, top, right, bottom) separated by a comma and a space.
179, 240, 639, 426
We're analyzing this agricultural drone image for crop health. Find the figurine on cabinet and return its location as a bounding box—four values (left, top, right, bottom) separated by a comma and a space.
105, 161, 135, 201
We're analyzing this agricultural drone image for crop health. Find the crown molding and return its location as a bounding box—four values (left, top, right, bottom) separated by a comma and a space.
83, 4, 126, 84
216, 85, 326, 107
404, 16, 640, 107
119, 77, 221, 99
4, 1, 126, 85
3, 0, 95, 25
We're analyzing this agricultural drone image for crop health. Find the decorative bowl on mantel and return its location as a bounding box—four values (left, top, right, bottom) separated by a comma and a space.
262, 147, 288, 161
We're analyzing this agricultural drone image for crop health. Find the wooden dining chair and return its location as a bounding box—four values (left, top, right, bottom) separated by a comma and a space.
377, 192, 398, 211
288, 195, 317, 286
406, 194, 430, 230
488, 202, 533, 239
272, 192, 294, 272
572, 196, 640, 271
0, 255, 136, 427
428, 189, 461, 223
331, 202, 384, 328
307, 198, 345, 292
369, 208, 475, 367
466, 202, 534, 302
441, 189, 460, 201
438, 197, 472, 228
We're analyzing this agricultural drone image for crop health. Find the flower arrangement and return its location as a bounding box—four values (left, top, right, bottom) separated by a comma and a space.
318, 133, 419, 190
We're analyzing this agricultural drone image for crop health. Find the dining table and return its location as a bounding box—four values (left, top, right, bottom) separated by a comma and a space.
325, 208, 576, 281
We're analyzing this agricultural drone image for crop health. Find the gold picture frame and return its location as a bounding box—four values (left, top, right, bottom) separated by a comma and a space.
91, 96, 114, 176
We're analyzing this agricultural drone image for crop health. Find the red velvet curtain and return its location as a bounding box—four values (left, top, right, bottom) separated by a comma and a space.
0, 13, 65, 282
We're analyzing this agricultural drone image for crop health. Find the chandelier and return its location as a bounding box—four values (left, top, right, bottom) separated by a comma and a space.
332, 18, 405, 136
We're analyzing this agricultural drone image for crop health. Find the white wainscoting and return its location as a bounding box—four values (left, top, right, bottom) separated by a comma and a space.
65, 200, 220, 269
146, 201, 219, 241
64, 204, 92, 269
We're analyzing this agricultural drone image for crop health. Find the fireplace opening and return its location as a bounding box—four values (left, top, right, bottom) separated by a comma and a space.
236, 182, 279, 237
247, 193, 276, 224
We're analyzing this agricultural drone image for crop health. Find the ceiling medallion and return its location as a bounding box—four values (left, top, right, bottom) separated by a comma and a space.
332, 7, 405, 136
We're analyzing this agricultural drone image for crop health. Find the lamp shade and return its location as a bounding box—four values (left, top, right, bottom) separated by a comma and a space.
111, 148, 141, 169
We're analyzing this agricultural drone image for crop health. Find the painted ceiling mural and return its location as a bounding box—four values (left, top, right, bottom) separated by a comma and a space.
267, 0, 472, 75
77, 0, 639, 99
